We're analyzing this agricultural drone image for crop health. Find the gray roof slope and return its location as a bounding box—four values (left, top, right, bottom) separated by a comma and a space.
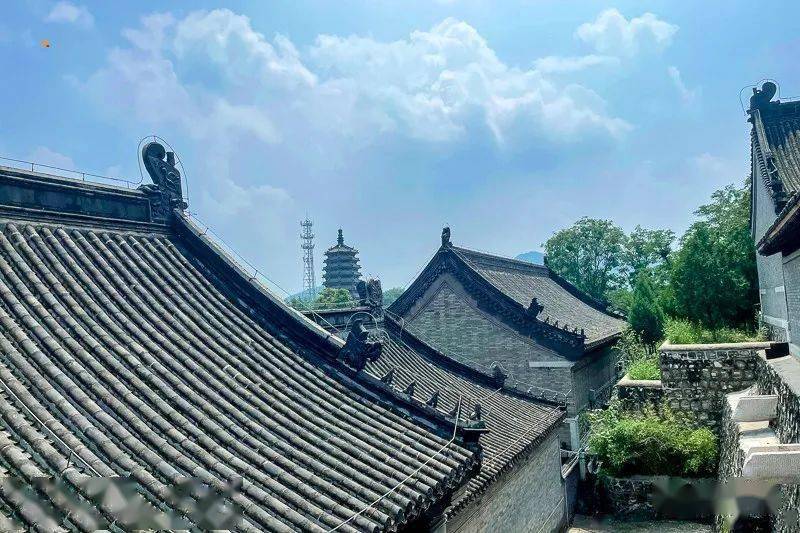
452, 247, 625, 345
364, 318, 564, 517
0, 163, 478, 532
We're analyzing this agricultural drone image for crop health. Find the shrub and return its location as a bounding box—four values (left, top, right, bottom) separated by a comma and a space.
589, 404, 718, 478
627, 356, 661, 380
616, 329, 661, 380
628, 272, 665, 347
665, 318, 761, 344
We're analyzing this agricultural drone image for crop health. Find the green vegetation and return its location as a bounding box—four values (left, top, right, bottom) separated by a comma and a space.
382, 287, 404, 307
616, 329, 661, 379
543, 218, 627, 303
626, 356, 661, 380
664, 318, 762, 345
669, 185, 757, 329
589, 404, 718, 478
628, 272, 665, 348
543, 181, 757, 335
288, 287, 354, 310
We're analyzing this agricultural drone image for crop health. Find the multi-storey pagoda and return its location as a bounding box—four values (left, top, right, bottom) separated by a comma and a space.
322, 229, 362, 297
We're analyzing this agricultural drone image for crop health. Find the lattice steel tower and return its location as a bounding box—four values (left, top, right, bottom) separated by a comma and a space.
300, 218, 316, 299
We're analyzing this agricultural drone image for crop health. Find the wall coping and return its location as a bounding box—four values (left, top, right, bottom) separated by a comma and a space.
763, 353, 800, 396
659, 341, 772, 352
617, 375, 663, 389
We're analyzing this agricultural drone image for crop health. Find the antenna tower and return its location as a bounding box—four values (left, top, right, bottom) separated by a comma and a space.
300, 218, 316, 300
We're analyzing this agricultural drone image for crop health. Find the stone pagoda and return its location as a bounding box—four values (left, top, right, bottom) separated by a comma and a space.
323, 229, 362, 297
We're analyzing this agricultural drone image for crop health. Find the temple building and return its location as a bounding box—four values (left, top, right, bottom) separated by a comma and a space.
389, 228, 626, 431
748, 81, 800, 350
304, 281, 572, 532
0, 144, 489, 532
323, 229, 362, 297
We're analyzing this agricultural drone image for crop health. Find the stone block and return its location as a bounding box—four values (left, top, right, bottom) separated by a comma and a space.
731, 395, 778, 423
741, 444, 800, 480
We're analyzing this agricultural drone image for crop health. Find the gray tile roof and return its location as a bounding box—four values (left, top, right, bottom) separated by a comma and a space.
451, 247, 626, 346
750, 83, 800, 202
0, 201, 479, 530
363, 317, 564, 517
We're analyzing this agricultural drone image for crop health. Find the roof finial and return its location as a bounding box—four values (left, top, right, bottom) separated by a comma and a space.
441, 226, 451, 247
337, 228, 344, 246
338, 319, 381, 372
426, 391, 440, 409
140, 141, 186, 221
526, 297, 544, 319
750, 81, 778, 111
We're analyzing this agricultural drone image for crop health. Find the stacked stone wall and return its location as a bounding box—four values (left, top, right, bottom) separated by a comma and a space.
658, 343, 769, 432
755, 356, 800, 532
616, 377, 664, 413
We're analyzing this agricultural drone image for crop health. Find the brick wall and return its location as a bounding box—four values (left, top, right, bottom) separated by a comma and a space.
658, 342, 769, 432
572, 347, 620, 411
448, 432, 565, 533
407, 283, 574, 397
783, 253, 800, 347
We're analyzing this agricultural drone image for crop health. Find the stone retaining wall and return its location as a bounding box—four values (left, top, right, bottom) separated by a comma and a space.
601, 476, 714, 521
616, 375, 664, 413
658, 342, 769, 432
755, 355, 800, 532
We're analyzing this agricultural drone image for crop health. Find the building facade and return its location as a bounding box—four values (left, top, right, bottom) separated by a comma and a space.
304, 285, 570, 532
389, 228, 626, 423
749, 81, 800, 354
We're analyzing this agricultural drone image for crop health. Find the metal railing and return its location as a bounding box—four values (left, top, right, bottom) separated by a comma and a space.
0, 155, 142, 188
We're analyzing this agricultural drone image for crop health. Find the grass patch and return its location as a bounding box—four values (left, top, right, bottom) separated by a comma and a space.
664, 318, 762, 344
626, 356, 661, 380
589, 404, 718, 478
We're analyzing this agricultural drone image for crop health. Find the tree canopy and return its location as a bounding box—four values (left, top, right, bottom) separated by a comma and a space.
542, 182, 756, 331
543, 217, 626, 303
670, 184, 756, 329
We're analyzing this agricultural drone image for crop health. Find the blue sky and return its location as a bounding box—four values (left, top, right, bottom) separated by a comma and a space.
1, 1, 799, 294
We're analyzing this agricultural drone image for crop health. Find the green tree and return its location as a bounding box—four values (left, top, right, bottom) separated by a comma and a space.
312, 288, 353, 310
625, 226, 675, 287
382, 287, 405, 307
670, 184, 757, 329
544, 217, 627, 303
628, 272, 666, 348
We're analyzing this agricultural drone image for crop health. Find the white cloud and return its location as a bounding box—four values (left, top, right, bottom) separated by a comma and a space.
27, 146, 76, 170
576, 9, 677, 57
82, 12, 630, 151
533, 54, 619, 74
667, 66, 698, 103
308, 17, 630, 143
45, 2, 94, 29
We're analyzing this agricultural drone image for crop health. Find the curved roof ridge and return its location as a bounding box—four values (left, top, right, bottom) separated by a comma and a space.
451, 245, 549, 274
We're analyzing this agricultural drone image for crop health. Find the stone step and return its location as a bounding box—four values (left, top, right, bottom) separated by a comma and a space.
741, 444, 800, 480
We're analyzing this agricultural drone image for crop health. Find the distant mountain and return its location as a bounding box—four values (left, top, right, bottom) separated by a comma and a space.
515, 251, 545, 265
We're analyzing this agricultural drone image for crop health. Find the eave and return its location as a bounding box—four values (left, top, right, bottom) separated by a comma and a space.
758, 191, 800, 256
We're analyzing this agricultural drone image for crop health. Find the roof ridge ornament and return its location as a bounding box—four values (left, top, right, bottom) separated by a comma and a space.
526, 297, 544, 319
337, 228, 344, 246
750, 81, 778, 112
338, 319, 382, 372
140, 141, 187, 222
441, 226, 451, 248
